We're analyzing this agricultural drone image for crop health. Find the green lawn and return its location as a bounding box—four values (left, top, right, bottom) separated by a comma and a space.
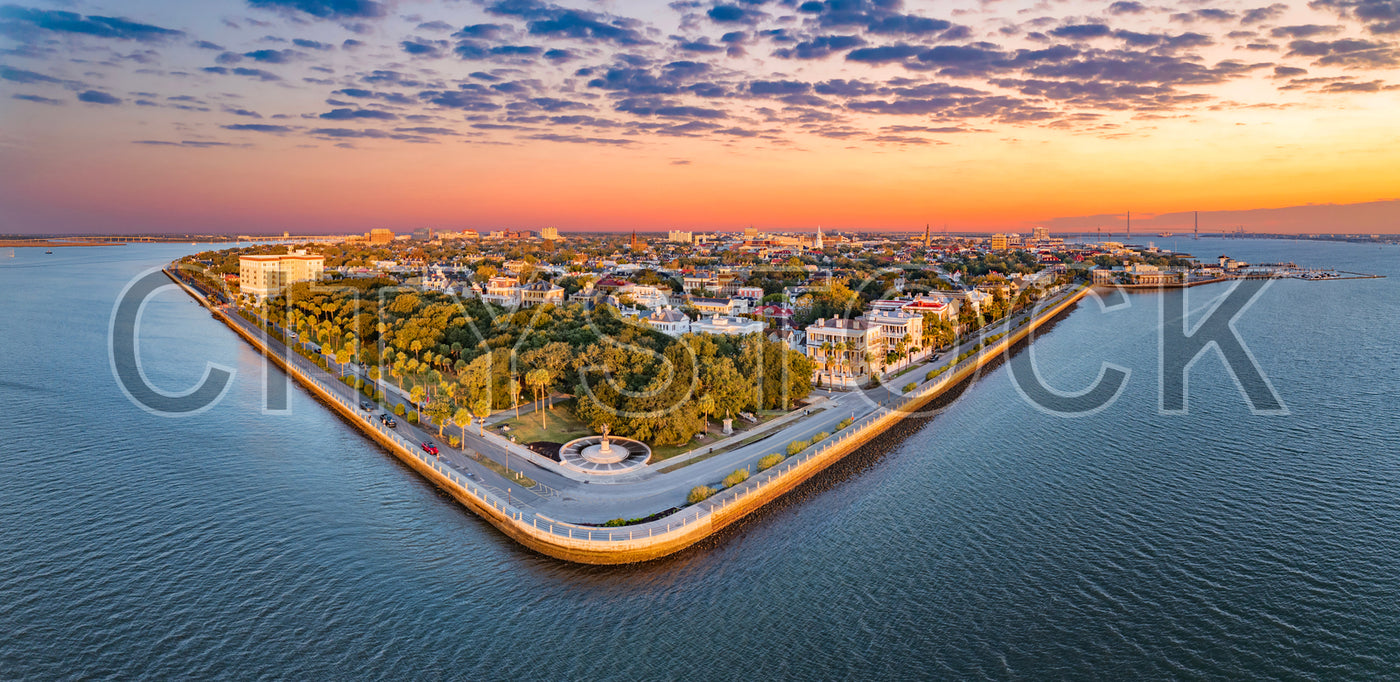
495, 399, 593, 444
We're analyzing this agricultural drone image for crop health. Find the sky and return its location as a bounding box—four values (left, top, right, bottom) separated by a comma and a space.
1, 0, 1398, 235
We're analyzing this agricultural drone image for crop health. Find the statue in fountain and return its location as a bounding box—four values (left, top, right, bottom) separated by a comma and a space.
599, 424, 611, 455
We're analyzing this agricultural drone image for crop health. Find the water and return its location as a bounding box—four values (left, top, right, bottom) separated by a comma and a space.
2, 239, 1397, 679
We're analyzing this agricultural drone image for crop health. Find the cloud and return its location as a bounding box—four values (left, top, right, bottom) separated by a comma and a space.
0, 65, 61, 84
243, 48, 298, 63
224, 123, 294, 133
487, 1, 651, 46
772, 34, 865, 59
1107, 1, 1147, 15
319, 108, 396, 120
1050, 24, 1112, 39
77, 90, 122, 105
246, 0, 385, 20
293, 38, 333, 50
749, 79, 811, 96
1271, 25, 1343, 39
401, 37, 447, 57
1286, 38, 1400, 67
708, 4, 765, 25
846, 43, 922, 63
1241, 4, 1289, 25
1310, 0, 1400, 35
522, 132, 634, 145
12, 93, 63, 104
0, 6, 183, 42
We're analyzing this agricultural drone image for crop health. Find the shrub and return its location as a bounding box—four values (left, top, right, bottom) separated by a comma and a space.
757, 454, 784, 471
448, 435, 461, 448
787, 439, 808, 456
837, 417, 854, 430
603, 518, 628, 527
813, 431, 830, 442
374, 389, 385, 401
393, 403, 406, 416
688, 486, 715, 504
722, 468, 750, 488
355, 378, 366, 391
904, 382, 917, 393
407, 410, 419, 424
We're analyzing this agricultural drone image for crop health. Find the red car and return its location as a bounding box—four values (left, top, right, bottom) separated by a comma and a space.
420, 441, 439, 456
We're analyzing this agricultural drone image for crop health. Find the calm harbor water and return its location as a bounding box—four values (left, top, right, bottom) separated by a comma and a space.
2, 238, 1397, 679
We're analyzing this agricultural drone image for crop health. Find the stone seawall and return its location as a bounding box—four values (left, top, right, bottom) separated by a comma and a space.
168, 268, 1089, 565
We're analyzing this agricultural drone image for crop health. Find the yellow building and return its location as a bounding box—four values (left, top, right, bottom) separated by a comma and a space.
239, 251, 325, 299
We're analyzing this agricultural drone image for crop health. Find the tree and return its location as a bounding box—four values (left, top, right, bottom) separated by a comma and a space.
471, 395, 492, 436
335, 348, 352, 377
427, 396, 451, 437
454, 407, 472, 445
526, 368, 551, 429
410, 384, 425, 415
696, 393, 715, 429
507, 377, 522, 418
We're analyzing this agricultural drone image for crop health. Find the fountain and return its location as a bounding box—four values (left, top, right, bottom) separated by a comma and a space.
558, 425, 651, 476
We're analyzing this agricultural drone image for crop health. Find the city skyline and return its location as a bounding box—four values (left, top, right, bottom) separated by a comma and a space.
3, 0, 1399, 234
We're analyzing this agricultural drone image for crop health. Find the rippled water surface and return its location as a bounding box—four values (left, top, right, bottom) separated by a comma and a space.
2, 239, 1397, 679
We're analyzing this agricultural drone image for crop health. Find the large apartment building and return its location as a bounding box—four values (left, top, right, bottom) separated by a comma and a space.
239, 251, 325, 299
805, 317, 882, 384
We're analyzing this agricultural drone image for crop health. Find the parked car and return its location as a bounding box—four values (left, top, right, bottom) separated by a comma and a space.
421, 441, 439, 456
360, 401, 375, 412
379, 414, 397, 428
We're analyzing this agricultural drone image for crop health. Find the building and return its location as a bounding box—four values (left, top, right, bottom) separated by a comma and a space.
540, 227, 559, 241
1125, 263, 1181, 285
863, 309, 923, 353
689, 296, 738, 316
411, 227, 434, 241
901, 296, 954, 322
667, 230, 693, 244
736, 286, 764, 300
690, 315, 765, 336
814, 225, 824, 249
518, 280, 565, 307
626, 284, 671, 309
368, 229, 395, 245
642, 307, 691, 336
805, 317, 882, 384
744, 226, 759, 240
481, 276, 521, 307
989, 233, 1009, 250
1032, 226, 1049, 242
239, 251, 325, 299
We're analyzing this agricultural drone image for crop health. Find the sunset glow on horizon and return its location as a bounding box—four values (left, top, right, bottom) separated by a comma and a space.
2, 0, 1399, 234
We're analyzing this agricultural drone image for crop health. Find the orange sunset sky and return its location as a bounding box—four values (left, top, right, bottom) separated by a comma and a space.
1, 0, 1398, 234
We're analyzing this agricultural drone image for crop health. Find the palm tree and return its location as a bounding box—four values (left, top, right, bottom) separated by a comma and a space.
507, 377, 522, 418
697, 393, 715, 430
526, 369, 550, 429
454, 406, 472, 445
471, 395, 491, 436
410, 384, 425, 416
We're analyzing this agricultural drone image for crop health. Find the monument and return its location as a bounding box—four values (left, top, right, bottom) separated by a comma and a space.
558, 425, 652, 476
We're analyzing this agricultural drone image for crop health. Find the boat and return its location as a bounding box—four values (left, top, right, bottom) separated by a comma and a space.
45, 250, 53, 254
1158, 232, 1174, 238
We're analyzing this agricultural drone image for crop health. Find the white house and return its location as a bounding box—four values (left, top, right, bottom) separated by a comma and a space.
689, 315, 765, 336
643, 307, 691, 336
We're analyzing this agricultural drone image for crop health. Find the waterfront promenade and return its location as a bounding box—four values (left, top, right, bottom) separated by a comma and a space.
167, 266, 1091, 563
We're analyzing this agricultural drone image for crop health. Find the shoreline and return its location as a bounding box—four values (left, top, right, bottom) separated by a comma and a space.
167, 266, 1091, 564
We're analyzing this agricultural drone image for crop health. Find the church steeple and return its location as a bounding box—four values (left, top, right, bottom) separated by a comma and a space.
814, 225, 823, 249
